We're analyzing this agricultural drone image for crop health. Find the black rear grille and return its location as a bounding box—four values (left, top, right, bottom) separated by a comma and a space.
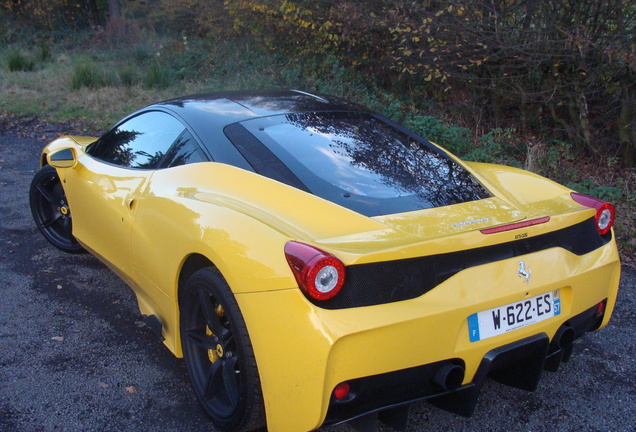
313, 217, 611, 309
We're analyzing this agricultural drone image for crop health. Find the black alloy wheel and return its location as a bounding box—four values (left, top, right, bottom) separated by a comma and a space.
180, 267, 265, 432
29, 165, 84, 253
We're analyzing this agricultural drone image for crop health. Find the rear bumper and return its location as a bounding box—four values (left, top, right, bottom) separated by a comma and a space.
325, 300, 606, 428
235, 239, 620, 432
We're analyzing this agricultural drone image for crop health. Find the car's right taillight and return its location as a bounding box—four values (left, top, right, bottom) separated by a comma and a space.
284, 241, 345, 301
571, 192, 615, 235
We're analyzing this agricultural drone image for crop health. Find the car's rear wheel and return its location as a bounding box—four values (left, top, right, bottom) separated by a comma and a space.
180, 267, 265, 432
29, 165, 84, 253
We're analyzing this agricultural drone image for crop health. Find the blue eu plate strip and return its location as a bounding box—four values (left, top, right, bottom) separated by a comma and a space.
468, 313, 480, 342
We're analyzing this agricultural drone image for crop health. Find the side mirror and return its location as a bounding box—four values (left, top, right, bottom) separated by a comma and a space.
47, 148, 77, 169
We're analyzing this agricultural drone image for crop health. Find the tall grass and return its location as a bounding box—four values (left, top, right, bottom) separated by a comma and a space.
70, 62, 119, 89
143, 60, 175, 89
6, 50, 36, 71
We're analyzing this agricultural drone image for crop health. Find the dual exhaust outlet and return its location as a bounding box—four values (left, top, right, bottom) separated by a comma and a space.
431, 325, 576, 393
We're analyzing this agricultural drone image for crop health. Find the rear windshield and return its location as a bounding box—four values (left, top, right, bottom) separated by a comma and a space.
237, 112, 490, 216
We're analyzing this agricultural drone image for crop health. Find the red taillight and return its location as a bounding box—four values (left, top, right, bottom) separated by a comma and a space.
571, 192, 615, 236
333, 382, 351, 400
595, 300, 606, 318
284, 241, 345, 301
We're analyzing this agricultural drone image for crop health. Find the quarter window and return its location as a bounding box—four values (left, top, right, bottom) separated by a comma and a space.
161, 131, 207, 168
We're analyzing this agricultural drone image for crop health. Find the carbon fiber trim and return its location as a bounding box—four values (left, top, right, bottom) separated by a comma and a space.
313, 217, 612, 309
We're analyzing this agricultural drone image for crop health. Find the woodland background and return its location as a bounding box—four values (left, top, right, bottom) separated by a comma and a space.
1, 0, 634, 260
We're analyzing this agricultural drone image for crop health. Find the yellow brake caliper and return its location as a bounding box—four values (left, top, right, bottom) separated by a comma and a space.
206, 304, 225, 363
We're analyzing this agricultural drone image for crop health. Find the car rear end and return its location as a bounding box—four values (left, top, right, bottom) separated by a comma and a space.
210, 99, 620, 431
317, 214, 619, 428
233, 189, 619, 431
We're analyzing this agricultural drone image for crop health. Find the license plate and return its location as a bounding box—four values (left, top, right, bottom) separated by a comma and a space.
468, 290, 561, 342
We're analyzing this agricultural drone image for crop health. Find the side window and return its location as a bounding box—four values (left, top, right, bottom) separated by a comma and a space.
88, 111, 185, 169
161, 130, 208, 168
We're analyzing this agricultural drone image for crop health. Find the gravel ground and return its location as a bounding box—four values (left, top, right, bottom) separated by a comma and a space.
1, 131, 635, 432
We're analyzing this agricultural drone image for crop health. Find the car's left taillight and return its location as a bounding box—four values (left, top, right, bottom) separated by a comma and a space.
284, 241, 345, 301
571, 192, 615, 236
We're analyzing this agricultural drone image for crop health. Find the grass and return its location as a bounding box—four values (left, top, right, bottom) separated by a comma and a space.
1, 40, 187, 129
6, 49, 36, 71
0, 35, 404, 130
1, 32, 634, 261
70, 62, 119, 89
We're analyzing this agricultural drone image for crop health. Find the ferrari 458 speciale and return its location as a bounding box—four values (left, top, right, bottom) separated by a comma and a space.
30, 90, 620, 432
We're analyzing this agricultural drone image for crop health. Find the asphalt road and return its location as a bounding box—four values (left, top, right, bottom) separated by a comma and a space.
1, 131, 635, 432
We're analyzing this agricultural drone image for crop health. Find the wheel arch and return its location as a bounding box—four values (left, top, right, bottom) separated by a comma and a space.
171, 253, 216, 357
136, 196, 299, 358
39, 153, 49, 168
178, 253, 215, 300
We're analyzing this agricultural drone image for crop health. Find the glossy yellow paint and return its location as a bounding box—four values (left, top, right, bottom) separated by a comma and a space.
236, 242, 619, 431
41, 136, 621, 432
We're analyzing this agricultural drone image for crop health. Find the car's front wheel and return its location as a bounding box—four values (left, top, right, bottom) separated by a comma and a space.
29, 165, 84, 253
180, 267, 265, 432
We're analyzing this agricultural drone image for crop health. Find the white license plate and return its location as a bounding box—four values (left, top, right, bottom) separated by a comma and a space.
468, 290, 561, 342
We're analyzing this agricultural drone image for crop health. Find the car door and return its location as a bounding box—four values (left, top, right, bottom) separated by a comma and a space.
63, 111, 188, 284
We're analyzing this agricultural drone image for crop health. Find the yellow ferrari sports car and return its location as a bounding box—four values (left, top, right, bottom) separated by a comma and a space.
30, 90, 620, 432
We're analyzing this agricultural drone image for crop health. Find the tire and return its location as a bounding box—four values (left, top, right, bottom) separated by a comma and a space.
180, 267, 265, 432
29, 165, 84, 253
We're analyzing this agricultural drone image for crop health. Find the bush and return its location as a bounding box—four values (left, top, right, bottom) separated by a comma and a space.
143, 60, 175, 89
131, 45, 153, 65
472, 128, 521, 166
163, 37, 212, 80
6, 50, 36, 71
567, 179, 622, 202
70, 62, 118, 89
119, 65, 142, 87
35, 42, 52, 62
404, 115, 472, 156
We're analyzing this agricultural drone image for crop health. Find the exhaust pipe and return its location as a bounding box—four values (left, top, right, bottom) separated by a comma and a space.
554, 325, 575, 349
432, 363, 465, 391
554, 325, 575, 362
545, 325, 576, 371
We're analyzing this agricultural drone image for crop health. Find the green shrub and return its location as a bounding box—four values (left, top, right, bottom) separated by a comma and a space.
567, 179, 622, 202
119, 65, 142, 87
70, 62, 118, 89
143, 60, 175, 89
35, 42, 52, 62
471, 128, 521, 166
162, 37, 212, 80
131, 45, 154, 64
404, 115, 472, 156
6, 50, 35, 71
